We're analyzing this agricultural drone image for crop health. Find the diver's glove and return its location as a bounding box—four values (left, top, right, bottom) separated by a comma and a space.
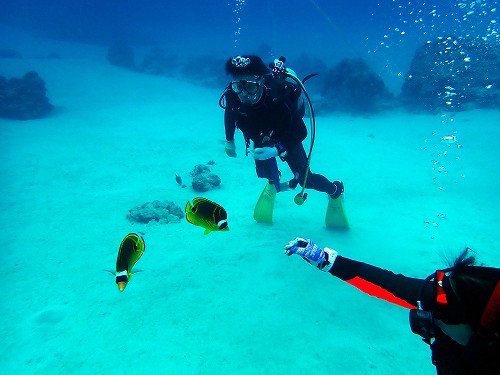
250, 147, 278, 160
225, 140, 237, 157
284, 238, 338, 272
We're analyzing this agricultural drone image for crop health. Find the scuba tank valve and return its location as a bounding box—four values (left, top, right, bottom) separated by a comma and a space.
272, 56, 287, 77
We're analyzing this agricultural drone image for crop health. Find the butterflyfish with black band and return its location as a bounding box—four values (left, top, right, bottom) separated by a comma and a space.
185, 197, 229, 235
114, 233, 145, 291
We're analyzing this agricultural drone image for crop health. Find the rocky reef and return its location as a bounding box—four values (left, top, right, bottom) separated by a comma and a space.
0, 48, 22, 58
400, 37, 500, 112
319, 58, 394, 114
0, 71, 53, 120
105, 42, 227, 87
127, 200, 183, 224
107, 41, 136, 70
104, 36, 499, 115
190, 162, 221, 192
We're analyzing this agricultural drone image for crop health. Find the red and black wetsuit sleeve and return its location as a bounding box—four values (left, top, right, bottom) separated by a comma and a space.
329, 255, 426, 309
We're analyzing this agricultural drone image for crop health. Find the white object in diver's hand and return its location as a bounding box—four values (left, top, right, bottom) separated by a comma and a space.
249, 146, 278, 160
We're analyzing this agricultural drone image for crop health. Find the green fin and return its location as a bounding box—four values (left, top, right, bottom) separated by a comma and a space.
253, 183, 277, 223
325, 194, 350, 229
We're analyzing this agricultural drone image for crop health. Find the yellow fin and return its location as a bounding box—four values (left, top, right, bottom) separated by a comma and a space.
253, 183, 276, 223
325, 195, 350, 229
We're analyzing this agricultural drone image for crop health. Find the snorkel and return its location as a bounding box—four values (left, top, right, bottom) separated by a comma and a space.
271, 56, 317, 205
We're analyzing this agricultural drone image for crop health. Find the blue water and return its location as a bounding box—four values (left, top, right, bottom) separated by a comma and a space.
1, 2, 499, 374
2, 1, 494, 47
2, 1, 498, 94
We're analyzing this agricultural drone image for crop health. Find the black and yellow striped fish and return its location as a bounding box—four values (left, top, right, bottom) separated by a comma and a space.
185, 197, 229, 235
115, 233, 145, 291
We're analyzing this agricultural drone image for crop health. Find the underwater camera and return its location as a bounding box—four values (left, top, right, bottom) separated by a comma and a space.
410, 306, 436, 342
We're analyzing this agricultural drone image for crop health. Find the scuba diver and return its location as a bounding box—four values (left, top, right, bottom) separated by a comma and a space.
219, 55, 347, 226
284, 237, 500, 374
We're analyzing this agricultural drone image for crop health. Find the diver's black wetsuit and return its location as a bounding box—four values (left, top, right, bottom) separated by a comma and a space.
329, 256, 500, 374
224, 74, 339, 195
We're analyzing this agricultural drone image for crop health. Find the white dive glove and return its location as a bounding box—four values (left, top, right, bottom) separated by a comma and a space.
249, 146, 278, 160
225, 140, 237, 157
284, 238, 338, 272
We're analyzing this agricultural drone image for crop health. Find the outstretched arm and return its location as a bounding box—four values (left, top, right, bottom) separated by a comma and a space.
285, 238, 425, 309
329, 255, 422, 309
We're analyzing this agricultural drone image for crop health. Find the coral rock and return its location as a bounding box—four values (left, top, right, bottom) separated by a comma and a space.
0, 71, 53, 120
107, 41, 136, 70
320, 58, 394, 114
190, 164, 222, 192
400, 37, 500, 112
127, 200, 183, 224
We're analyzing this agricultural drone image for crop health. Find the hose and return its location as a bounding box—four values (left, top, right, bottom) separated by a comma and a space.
284, 71, 316, 205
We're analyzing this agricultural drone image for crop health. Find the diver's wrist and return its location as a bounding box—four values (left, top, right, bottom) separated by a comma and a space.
275, 143, 287, 161
321, 247, 338, 272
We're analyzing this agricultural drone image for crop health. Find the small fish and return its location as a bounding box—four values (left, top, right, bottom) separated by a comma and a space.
440, 135, 457, 144
185, 197, 229, 235
175, 174, 187, 188
112, 233, 145, 291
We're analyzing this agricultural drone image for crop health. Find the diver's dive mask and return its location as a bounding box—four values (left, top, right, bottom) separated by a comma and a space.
230, 80, 261, 95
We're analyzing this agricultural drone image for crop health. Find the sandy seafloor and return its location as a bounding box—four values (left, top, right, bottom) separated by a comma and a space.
1, 36, 499, 375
